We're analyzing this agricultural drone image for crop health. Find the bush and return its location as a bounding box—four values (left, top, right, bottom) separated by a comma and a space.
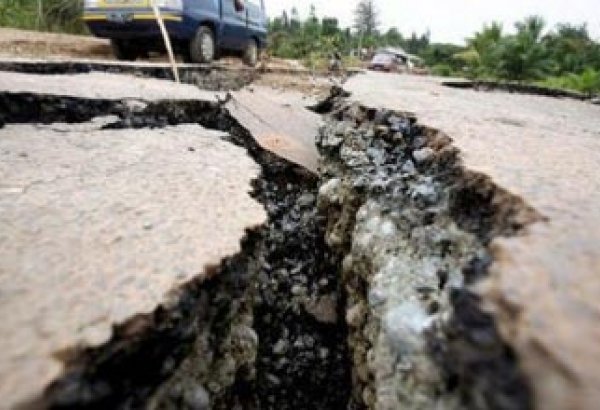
0, 0, 86, 34
431, 64, 453, 77
538, 68, 600, 95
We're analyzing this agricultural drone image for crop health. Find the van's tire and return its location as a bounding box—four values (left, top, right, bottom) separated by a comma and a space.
243, 39, 258, 67
111, 39, 138, 61
189, 25, 215, 64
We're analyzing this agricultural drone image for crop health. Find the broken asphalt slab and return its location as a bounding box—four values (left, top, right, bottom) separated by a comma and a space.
0, 122, 266, 408
0, 70, 222, 101
0, 71, 321, 172
0, 68, 268, 408
227, 86, 322, 173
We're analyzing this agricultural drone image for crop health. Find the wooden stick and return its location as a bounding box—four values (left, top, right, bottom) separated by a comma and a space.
151, 2, 180, 83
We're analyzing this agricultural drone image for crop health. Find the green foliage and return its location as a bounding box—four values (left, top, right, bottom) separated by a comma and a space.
405, 31, 430, 55
421, 43, 463, 71
0, 0, 86, 34
0, 0, 38, 29
543, 23, 600, 74
267, 3, 428, 64
431, 64, 453, 77
494, 35, 547, 81
267, 2, 435, 69
539, 68, 600, 95
464, 22, 503, 77
44, 0, 85, 33
383, 28, 404, 47
422, 15, 600, 94
494, 17, 551, 82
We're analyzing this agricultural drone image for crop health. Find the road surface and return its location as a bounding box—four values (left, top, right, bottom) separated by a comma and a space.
1, 62, 600, 410
0, 72, 265, 408
346, 72, 600, 410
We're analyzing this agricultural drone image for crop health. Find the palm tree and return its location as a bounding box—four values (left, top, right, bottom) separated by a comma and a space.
495, 16, 551, 82
458, 22, 503, 77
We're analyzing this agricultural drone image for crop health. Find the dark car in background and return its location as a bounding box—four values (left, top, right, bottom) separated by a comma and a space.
368, 47, 421, 73
83, 0, 267, 66
368, 53, 399, 72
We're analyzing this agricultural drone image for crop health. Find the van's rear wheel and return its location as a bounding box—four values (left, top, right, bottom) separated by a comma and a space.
189, 25, 215, 64
243, 39, 258, 67
111, 39, 138, 61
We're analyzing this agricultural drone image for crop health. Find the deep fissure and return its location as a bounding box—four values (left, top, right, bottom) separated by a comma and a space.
2, 91, 353, 410
315, 94, 541, 409
1, 84, 543, 409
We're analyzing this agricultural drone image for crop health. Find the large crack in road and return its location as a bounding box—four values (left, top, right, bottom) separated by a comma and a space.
315, 93, 542, 409
1, 91, 353, 410
1, 81, 543, 410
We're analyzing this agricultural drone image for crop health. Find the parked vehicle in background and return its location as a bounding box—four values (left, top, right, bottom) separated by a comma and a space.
83, 0, 267, 66
368, 53, 399, 72
368, 47, 423, 73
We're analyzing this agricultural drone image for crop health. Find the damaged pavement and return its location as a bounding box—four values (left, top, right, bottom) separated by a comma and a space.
1, 64, 600, 410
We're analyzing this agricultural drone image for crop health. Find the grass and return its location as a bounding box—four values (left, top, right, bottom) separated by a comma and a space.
0, 0, 87, 34
536, 68, 600, 96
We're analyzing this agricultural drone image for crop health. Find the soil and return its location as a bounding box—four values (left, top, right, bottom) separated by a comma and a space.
0, 28, 112, 60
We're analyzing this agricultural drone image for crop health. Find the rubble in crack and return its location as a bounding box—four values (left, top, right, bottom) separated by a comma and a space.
45, 249, 260, 410
247, 164, 352, 410
316, 95, 540, 409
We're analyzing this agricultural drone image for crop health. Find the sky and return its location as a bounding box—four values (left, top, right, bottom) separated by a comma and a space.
264, 0, 600, 45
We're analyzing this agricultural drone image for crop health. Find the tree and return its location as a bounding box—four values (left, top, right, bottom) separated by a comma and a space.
269, 16, 285, 33
515, 15, 545, 43
421, 43, 465, 71
495, 16, 550, 81
464, 22, 503, 77
405, 31, 430, 54
322, 18, 340, 37
290, 7, 301, 33
354, 0, 379, 37
383, 27, 404, 47
304, 5, 321, 40
281, 10, 290, 30
543, 23, 596, 74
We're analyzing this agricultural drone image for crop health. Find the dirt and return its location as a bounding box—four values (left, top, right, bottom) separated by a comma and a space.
0, 28, 112, 60
0, 28, 314, 73
254, 72, 333, 100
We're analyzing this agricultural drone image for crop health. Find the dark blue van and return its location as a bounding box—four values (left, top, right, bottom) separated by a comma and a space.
83, 0, 267, 66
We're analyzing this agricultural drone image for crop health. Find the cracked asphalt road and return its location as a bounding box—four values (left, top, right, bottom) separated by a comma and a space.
346, 72, 600, 410
1, 65, 600, 410
0, 122, 265, 408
